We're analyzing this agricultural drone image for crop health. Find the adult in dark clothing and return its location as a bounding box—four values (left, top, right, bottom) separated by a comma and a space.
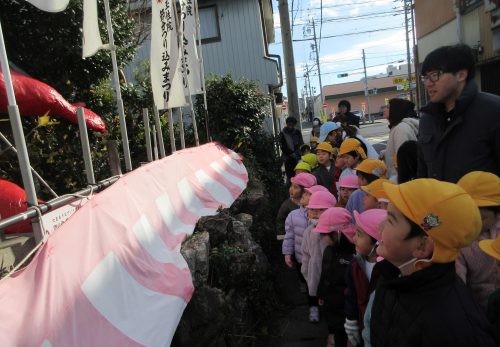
371, 179, 497, 347
396, 140, 418, 183
418, 44, 500, 183
280, 116, 304, 183
333, 100, 360, 128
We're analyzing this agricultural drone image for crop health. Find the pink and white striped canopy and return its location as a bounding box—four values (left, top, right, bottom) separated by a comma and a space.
0, 142, 248, 346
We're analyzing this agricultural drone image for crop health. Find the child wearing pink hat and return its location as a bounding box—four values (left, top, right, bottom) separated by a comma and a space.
336, 174, 359, 208
276, 173, 317, 238
314, 207, 356, 347
301, 190, 337, 323
344, 209, 387, 347
282, 185, 329, 293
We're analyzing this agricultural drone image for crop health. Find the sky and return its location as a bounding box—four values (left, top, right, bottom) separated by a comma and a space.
269, 0, 414, 98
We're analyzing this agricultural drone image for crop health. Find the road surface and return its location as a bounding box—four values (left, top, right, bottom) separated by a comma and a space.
301, 119, 389, 154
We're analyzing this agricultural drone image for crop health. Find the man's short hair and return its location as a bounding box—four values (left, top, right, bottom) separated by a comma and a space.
338, 100, 351, 111
421, 44, 476, 81
286, 116, 298, 125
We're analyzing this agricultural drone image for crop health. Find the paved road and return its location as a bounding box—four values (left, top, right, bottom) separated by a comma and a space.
301, 120, 389, 154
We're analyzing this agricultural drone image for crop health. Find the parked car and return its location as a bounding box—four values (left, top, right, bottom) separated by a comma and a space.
351, 110, 366, 125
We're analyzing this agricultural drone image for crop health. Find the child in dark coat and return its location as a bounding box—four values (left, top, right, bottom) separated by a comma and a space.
315, 207, 356, 347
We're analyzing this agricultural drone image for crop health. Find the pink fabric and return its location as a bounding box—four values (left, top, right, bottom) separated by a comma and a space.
304, 185, 329, 194
0, 142, 247, 346
338, 174, 359, 189
313, 207, 353, 234
307, 191, 337, 209
353, 209, 387, 241
290, 172, 317, 188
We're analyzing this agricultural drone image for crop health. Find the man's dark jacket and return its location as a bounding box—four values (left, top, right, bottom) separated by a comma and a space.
370, 262, 497, 347
417, 79, 500, 182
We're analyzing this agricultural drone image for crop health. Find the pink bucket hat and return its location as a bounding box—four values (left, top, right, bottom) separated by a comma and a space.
307, 191, 337, 209
304, 185, 330, 194
339, 174, 359, 189
353, 209, 387, 241
314, 207, 356, 242
290, 172, 317, 188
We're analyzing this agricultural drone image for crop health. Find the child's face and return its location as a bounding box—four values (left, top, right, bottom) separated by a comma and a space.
295, 169, 309, 174
357, 173, 369, 187
310, 141, 318, 149
363, 194, 379, 211
335, 156, 346, 169
480, 207, 497, 233
327, 131, 337, 143
289, 183, 302, 200
308, 208, 326, 220
316, 150, 332, 166
353, 226, 375, 256
300, 190, 312, 206
342, 154, 358, 169
376, 202, 424, 267
339, 187, 356, 201
378, 201, 389, 210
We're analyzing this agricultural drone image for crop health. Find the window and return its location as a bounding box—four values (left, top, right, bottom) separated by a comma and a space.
199, 5, 221, 44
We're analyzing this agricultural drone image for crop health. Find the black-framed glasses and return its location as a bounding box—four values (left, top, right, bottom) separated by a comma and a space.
420, 70, 444, 83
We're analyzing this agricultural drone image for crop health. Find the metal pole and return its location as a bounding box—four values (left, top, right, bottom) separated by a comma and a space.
76, 107, 96, 185
362, 49, 372, 123
152, 106, 166, 157
404, 0, 414, 102
142, 108, 153, 162
410, 0, 421, 109
152, 125, 159, 160
103, 0, 132, 171
178, 108, 186, 149
189, 98, 200, 146
0, 20, 44, 242
194, 0, 210, 142
312, 20, 324, 113
278, 0, 301, 130
0, 132, 58, 198
167, 109, 176, 152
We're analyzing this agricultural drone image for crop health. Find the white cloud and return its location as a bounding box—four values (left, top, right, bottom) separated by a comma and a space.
274, 13, 281, 29
349, 7, 360, 16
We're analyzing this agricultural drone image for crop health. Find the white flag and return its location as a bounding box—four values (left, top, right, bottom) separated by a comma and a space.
82, 0, 105, 58
151, 0, 188, 110
24, 0, 69, 12
180, 0, 203, 95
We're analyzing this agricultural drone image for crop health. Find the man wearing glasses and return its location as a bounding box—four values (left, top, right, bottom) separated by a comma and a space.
417, 44, 500, 183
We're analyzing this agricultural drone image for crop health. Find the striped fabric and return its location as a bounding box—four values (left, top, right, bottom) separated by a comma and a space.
0, 142, 247, 346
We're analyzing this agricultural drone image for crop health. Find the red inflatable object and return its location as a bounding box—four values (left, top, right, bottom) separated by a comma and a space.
0, 69, 106, 133
0, 179, 36, 234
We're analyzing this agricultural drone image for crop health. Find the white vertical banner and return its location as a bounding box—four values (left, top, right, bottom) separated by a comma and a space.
151, 0, 187, 110
82, 0, 105, 58
24, 0, 69, 12
180, 0, 203, 95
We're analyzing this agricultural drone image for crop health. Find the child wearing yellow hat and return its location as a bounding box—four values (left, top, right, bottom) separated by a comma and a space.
294, 162, 312, 174
338, 138, 367, 179
345, 158, 387, 217
369, 179, 496, 346
360, 177, 394, 211
310, 136, 318, 152
456, 171, 500, 310
479, 234, 500, 344
313, 142, 336, 195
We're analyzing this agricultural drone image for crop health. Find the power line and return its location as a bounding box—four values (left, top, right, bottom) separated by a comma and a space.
294, 0, 396, 12
290, 25, 405, 42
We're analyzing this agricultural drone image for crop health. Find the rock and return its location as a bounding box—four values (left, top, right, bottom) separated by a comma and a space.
230, 220, 269, 274
235, 213, 253, 230
196, 213, 232, 248
173, 285, 232, 347
228, 251, 256, 279
231, 181, 266, 218
181, 231, 210, 287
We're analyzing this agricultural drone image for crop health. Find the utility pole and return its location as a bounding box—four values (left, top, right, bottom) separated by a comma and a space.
404, 0, 414, 102
362, 49, 372, 123
311, 19, 324, 113
409, 0, 421, 109
278, 0, 301, 131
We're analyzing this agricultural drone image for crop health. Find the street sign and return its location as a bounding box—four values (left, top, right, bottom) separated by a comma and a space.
393, 75, 416, 85
322, 102, 328, 108
281, 103, 287, 110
